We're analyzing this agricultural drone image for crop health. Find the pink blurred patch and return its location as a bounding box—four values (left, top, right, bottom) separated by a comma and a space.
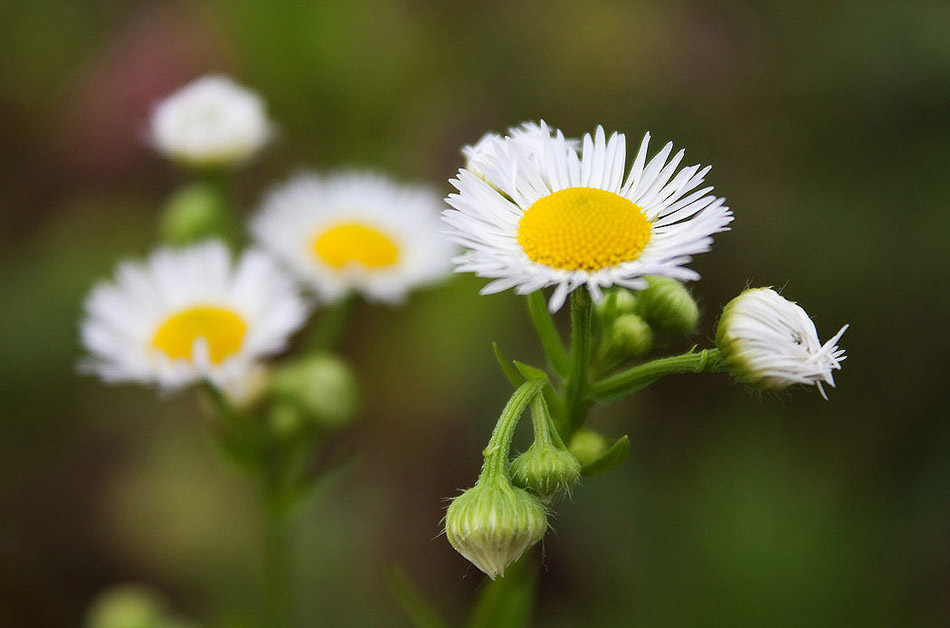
59, 2, 237, 180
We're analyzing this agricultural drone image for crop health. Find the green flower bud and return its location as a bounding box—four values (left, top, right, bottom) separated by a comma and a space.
638, 276, 699, 334
611, 313, 653, 357
595, 288, 638, 319
445, 480, 548, 579
567, 429, 609, 468
509, 441, 582, 504
85, 585, 166, 628
159, 183, 230, 245
269, 354, 358, 430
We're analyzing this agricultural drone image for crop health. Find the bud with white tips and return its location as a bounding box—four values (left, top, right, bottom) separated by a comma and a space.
444, 479, 548, 579
716, 287, 848, 398
638, 276, 699, 334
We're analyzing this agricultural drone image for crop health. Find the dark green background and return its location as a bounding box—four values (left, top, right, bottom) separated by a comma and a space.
1, 1, 948, 626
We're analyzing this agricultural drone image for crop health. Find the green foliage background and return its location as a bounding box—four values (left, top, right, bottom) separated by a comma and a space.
1, 0, 948, 626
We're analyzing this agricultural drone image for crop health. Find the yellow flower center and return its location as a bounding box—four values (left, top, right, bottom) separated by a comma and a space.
517, 187, 651, 272
311, 222, 400, 270
151, 306, 247, 364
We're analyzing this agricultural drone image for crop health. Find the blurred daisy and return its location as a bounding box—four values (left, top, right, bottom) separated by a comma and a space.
716, 288, 848, 398
150, 75, 274, 168
462, 121, 580, 180
444, 124, 732, 312
251, 171, 455, 304
79, 241, 309, 396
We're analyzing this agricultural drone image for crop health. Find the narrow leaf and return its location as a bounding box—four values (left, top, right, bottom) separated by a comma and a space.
492, 342, 525, 387
385, 566, 450, 628
512, 360, 549, 383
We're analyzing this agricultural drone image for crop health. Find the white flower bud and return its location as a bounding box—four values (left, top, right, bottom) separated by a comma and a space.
717, 288, 848, 398
150, 75, 273, 169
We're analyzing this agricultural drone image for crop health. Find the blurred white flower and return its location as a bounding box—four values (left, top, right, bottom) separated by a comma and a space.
251, 171, 455, 305
79, 241, 309, 396
150, 75, 273, 168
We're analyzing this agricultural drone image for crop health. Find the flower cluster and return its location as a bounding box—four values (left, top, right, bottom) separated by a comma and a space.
441, 121, 849, 579
81, 75, 454, 401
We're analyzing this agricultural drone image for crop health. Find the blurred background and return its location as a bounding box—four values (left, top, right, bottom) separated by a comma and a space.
1, 0, 948, 626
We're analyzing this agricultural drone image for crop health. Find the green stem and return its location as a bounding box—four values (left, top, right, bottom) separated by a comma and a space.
527, 291, 569, 376
262, 480, 292, 628
305, 295, 355, 353
562, 290, 592, 436
589, 348, 723, 401
529, 395, 566, 450
479, 380, 546, 483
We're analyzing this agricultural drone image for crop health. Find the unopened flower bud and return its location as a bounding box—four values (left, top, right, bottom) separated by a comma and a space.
611, 313, 653, 357
509, 441, 582, 504
85, 585, 166, 628
567, 429, 608, 468
269, 354, 357, 429
716, 288, 848, 398
445, 480, 548, 579
638, 276, 699, 334
160, 183, 230, 245
150, 75, 273, 169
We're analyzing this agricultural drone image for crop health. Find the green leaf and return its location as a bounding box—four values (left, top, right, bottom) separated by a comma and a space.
385, 566, 450, 628
582, 435, 630, 476
527, 291, 570, 376
492, 342, 524, 387
469, 557, 536, 628
512, 361, 549, 383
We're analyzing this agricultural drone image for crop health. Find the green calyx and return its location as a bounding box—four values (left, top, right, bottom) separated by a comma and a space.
638, 276, 699, 334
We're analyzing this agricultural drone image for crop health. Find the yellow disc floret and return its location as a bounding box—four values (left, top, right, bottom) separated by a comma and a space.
517, 187, 651, 272
151, 306, 247, 364
311, 223, 400, 270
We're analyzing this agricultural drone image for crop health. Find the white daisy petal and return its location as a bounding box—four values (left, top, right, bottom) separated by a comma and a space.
79, 241, 309, 395
443, 124, 732, 311
251, 170, 455, 305
716, 288, 848, 397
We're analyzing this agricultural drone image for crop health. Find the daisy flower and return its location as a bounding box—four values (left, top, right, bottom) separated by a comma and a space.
251, 171, 455, 304
150, 75, 274, 168
443, 123, 733, 312
716, 287, 848, 398
79, 241, 309, 396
